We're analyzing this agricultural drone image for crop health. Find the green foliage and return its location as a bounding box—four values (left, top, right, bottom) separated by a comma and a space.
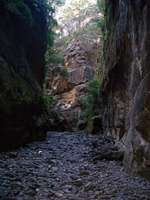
80, 74, 104, 132
62, 21, 100, 47
96, 17, 105, 31
46, 49, 64, 65
43, 95, 55, 111
96, 0, 106, 40
97, 0, 105, 15
45, 1, 65, 74
57, 0, 100, 39
88, 79, 100, 100
80, 79, 101, 119
59, 68, 68, 78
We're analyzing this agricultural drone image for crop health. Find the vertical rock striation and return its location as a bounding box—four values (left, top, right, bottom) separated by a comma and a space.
103, 0, 150, 178
0, 0, 47, 150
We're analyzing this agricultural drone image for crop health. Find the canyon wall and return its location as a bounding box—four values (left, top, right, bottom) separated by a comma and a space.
103, 0, 150, 178
0, 1, 47, 150
46, 38, 99, 130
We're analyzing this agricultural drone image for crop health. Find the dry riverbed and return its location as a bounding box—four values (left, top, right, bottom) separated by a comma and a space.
0, 132, 150, 200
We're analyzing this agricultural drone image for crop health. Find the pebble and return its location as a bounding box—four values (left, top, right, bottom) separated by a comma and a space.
0, 132, 150, 200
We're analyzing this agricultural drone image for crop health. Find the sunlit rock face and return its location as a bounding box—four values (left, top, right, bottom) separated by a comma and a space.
65, 39, 96, 85
0, 1, 47, 150
103, 0, 150, 178
47, 38, 99, 130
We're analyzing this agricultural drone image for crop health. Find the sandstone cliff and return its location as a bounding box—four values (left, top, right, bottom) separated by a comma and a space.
103, 0, 150, 178
0, 1, 47, 150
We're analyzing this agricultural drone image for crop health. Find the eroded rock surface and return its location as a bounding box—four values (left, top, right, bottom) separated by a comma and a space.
46, 38, 99, 130
102, 0, 150, 177
0, 132, 150, 200
0, 1, 47, 150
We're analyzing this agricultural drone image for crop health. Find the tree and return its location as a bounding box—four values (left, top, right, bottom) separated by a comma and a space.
56, 0, 100, 37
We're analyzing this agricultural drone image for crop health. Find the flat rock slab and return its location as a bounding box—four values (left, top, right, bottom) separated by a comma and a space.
0, 132, 150, 200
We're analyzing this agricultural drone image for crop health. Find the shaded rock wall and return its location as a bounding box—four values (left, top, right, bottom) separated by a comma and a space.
103, 0, 150, 178
0, 1, 47, 150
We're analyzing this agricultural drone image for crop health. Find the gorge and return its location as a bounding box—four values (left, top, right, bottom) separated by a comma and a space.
0, 0, 150, 199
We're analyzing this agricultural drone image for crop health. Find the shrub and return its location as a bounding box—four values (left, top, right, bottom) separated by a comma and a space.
80, 79, 100, 119
43, 95, 55, 111
46, 49, 64, 65
80, 74, 104, 132
60, 68, 68, 78
88, 79, 100, 100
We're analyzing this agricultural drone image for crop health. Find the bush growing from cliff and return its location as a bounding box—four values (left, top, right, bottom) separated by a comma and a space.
96, 0, 106, 40
88, 79, 100, 99
46, 49, 64, 65
80, 79, 101, 118
43, 95, 55, 111
80, 73, 103, 132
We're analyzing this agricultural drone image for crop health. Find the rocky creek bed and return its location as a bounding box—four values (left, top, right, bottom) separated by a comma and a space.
0, 132, 150, 200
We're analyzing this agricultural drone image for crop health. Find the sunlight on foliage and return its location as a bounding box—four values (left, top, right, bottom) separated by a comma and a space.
55, 0, 100, 38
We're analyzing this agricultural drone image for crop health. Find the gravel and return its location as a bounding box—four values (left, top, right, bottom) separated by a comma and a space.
0, 132, 150, 200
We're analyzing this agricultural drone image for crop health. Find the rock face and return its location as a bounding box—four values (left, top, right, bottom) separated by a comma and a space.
46, 38, 99, 130
65, 39, 98, 70
0, 1, 47, 150
102, 0, 150, 178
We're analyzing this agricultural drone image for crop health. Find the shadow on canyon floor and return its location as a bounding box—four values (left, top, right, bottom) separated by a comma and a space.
0, 132, 150, 200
